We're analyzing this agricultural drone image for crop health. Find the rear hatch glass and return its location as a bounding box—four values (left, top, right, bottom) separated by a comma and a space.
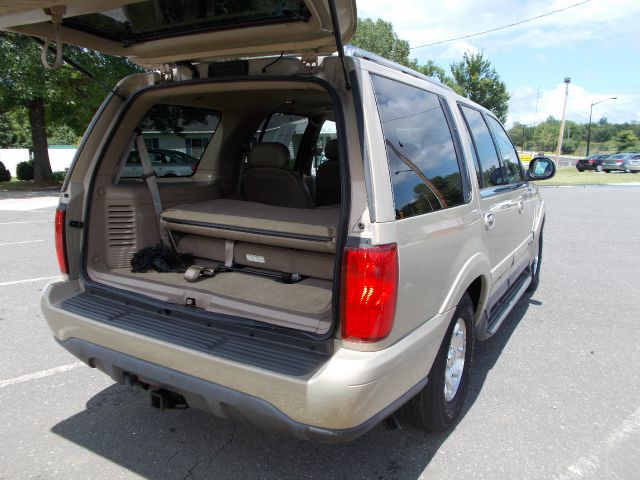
63, 1, 311, 46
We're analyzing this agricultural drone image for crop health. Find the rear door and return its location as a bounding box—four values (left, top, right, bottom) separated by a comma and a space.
0, 0, 356, 65
459, 104, 524, 308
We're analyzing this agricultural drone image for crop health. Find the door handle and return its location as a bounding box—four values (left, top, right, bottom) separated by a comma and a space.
484, 212, 495, 230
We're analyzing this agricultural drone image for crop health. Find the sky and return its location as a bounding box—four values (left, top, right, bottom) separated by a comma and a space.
357, 0, 640, 127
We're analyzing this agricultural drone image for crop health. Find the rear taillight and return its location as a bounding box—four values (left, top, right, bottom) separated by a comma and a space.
55, 207, 69, 275
616, 160, 624, 164
341, 244, 398, 342
588, 160, 594, 164
191, 164, 197, 172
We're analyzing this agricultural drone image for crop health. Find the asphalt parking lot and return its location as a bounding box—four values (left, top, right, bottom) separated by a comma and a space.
1, 186, 639, 480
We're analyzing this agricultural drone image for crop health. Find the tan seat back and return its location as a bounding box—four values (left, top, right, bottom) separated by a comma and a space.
243, 142, 314, 209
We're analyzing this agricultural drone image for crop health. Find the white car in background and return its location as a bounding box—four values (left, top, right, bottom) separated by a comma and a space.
122, 149, 199, 178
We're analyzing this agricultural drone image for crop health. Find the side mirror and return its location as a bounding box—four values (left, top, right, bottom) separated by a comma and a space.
527, 156, 556, 181
490, 167, 504, 186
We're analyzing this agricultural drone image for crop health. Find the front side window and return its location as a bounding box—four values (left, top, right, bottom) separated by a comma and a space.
124, 104, 220, 178
258, 113, 309, 166
371, 75, 465, 219
459, 105, 503, 188
311, 120, 337, 176
485, 116, 524, 184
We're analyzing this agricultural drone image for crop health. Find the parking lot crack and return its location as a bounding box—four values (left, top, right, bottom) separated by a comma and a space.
183, 461, 200, 480
212, 422, 237, 458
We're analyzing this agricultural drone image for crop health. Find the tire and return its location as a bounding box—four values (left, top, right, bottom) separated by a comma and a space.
595, 165, 603, 173
604, 170, 611, 173
401, 293, 475, 432
527, 222, 544, 292
576, 167, 584, 172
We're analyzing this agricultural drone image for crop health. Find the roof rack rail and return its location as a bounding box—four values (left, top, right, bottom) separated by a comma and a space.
343, 45, 453, 92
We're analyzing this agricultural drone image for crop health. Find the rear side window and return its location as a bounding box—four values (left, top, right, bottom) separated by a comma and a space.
124, 104, 220, 178
459, 105, 503, 188
485, 116, 524, 184
370, 75, 466, 219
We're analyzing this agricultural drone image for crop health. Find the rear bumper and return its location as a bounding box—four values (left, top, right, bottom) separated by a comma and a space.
57, 337, 426, 443
41, 280, 451, 441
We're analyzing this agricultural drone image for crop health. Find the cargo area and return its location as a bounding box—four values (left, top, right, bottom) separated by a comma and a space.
81, 74, 349, 335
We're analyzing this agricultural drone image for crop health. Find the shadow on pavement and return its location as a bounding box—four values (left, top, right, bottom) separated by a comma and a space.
51, 295, 534, 479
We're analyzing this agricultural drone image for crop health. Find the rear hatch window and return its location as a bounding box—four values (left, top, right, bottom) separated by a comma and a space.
63, 0, 311, 45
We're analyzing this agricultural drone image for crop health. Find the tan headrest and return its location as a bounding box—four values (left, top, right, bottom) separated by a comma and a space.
324, 139, 339, 161
248, 142, 290, 169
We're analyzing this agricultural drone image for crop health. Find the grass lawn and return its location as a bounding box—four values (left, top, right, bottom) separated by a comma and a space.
0, 178, 61, 191
536, 167, 640, 186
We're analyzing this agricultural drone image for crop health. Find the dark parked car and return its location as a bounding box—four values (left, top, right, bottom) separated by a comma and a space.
576, 154, 609, 172
602, 152, 640, 173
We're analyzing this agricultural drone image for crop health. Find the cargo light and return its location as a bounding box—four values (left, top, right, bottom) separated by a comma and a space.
341, 244, 398, 342
55, 207, 69, 274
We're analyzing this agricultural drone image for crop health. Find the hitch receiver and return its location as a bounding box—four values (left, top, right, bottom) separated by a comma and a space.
150, 389, 188, 410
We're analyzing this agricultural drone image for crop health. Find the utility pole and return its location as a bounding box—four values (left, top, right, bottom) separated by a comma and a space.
555, 77, 570, 164
531, 86, 540, 153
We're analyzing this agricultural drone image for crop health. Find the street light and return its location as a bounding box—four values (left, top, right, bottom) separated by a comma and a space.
586, 97, 617, 157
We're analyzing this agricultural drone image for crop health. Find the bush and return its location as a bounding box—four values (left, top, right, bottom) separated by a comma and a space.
0, 162, 11, 182
51, 169, 68, 184
0, 161, 11, 182
16, 160, 34, 181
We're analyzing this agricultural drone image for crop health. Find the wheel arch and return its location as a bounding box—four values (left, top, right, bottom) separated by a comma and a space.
439, 252, 491, 327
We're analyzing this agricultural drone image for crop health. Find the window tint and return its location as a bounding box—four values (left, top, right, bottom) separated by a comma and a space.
259, 113, 309, 164
125, 104, 219, 178
371, 75, 465, 219
459, 105, 502, 188
485, 116, 524, 184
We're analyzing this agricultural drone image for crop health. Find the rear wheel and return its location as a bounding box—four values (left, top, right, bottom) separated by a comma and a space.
577, 167, 584, 172
401, 293, 474, 432
595, 165, 603, 172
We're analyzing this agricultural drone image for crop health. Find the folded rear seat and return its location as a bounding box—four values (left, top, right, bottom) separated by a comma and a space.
160, 199, 340, 280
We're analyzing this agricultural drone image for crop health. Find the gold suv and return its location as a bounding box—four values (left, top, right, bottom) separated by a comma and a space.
2, 0, 555, 442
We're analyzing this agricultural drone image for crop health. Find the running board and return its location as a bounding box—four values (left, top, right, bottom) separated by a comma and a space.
487, 271, 531, 336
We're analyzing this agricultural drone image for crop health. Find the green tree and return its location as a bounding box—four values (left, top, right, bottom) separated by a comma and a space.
0, 109, 31, 148
615, 130, 638, 151
0, 32, 140, 181
351, 18, 413, 66
351, 18, 456, 88
450, 52, 510, 123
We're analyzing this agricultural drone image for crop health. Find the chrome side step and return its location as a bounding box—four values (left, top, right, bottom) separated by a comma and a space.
487, 272, 531, 336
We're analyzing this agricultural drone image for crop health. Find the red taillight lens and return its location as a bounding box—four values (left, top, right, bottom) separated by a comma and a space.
190, 164, 197, 173
341, 244, 398, 342
55, 207, 69, 275
588, 160, 594, 164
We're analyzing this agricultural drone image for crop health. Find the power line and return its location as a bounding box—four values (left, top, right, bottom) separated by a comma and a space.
410, 0, 593, 50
